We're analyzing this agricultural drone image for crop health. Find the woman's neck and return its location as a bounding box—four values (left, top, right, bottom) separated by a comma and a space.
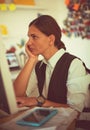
43, 47, 59, 60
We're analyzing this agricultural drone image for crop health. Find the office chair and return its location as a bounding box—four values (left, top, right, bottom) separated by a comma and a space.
75, 85, 90, 130
75, 109, 90, 130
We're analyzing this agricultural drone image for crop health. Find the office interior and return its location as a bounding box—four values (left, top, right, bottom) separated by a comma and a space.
0, 0, 90, 130
0, 0, 90, 69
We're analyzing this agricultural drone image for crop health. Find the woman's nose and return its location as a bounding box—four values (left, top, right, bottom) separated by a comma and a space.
27, 38, 33, 45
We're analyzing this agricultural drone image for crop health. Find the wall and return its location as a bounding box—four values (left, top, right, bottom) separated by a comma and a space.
0, 0, 90, 68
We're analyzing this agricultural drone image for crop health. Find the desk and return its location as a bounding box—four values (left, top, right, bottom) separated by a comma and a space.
0, 108, 77, 130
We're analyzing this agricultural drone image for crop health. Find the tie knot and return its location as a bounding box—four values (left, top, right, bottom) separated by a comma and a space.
41, 62, 47, 73
41, 62, 47, 69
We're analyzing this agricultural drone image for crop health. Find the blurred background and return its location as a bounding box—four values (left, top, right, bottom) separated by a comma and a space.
0, 0, 90, 69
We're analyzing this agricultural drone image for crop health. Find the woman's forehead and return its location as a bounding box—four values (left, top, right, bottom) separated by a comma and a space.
28, 25, 47, 37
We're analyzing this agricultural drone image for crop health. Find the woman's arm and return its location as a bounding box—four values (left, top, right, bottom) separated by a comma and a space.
14, 43, 38, 97
16, 96, 69, 108
14, 58, 37, 97
42, 100, 69, 108
67, 58, 89, 112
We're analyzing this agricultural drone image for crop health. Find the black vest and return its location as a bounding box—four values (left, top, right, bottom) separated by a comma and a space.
35, 53, 77, 104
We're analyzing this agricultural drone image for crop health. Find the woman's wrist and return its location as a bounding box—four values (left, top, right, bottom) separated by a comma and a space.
28, 56, 38, 62
27, 57, 38, 66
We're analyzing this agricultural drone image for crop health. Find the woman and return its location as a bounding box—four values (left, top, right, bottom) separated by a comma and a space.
14, 15, 90, 112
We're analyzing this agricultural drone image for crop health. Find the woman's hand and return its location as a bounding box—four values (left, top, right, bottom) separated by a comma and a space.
25, 42, 38, 60
16, 96, 37, 107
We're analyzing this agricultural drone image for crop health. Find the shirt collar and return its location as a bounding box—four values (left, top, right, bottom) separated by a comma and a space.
48, 49, 66, 68
41, 49, 66, 68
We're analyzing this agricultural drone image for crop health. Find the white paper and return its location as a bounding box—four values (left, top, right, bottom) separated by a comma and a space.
0, 107, 78, 130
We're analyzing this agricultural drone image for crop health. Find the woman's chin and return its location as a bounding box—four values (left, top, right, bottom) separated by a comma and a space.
32, 52, 39, 56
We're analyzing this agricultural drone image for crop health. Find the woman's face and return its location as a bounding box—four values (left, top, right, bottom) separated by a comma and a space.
26, 25, 53, 56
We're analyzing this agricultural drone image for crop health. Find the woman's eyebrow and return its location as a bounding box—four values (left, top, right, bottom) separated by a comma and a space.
31, 34, 39, 38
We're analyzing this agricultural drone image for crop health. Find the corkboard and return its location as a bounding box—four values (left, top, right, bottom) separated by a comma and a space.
14, 0, 35, 5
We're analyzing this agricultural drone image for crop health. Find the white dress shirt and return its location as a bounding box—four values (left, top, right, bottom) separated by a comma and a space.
26, 49, 90, 112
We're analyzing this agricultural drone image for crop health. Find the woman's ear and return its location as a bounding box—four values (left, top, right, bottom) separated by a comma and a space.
49, 34, 55, 45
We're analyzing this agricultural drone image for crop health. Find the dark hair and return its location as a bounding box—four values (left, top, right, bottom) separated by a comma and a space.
29, 15, 66, 50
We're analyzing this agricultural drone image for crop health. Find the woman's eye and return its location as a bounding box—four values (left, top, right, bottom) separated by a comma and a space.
32, 35, 38, 40
33, 36, 36, 39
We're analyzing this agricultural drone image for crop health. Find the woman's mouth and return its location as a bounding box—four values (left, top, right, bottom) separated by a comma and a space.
28, 45, 33, 52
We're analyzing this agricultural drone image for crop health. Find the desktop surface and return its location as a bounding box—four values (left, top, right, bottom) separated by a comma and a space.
0, 107, 77, 130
